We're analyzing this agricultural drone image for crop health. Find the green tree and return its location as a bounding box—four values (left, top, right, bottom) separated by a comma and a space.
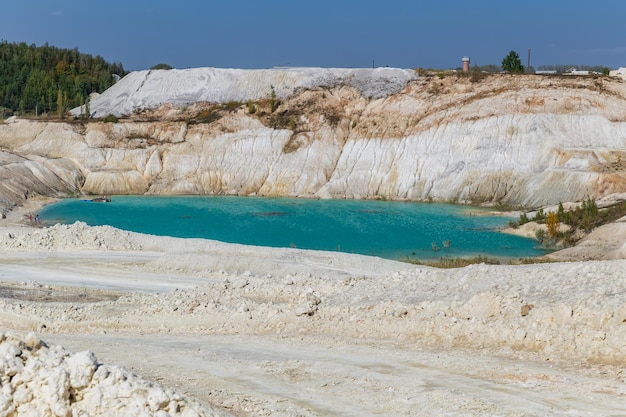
56, 89, 65, 118
150, 63, 173, 70
580, 196, 598, 232
501, 50, 525, 74
20, 69, 55, 115
557, 202, 566, 222
269, 85, 278, 113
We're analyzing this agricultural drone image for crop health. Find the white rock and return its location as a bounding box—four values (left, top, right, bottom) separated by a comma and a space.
65, 351, 97, 389
0, 334, 225, 417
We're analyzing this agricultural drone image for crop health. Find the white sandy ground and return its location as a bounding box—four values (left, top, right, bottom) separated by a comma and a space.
0, 199, 626, 416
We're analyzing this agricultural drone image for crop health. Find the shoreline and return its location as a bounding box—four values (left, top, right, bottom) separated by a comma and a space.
16, 195, 547, 263
1, 196, 59, 228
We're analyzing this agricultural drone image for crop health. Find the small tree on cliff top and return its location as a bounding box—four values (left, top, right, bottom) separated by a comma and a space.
502, 50, 525, 74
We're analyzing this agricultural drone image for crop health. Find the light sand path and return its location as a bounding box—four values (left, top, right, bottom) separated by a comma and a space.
48, 333, 626, 417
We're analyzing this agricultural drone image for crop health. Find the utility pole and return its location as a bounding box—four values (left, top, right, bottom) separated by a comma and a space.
527, 49, 531, 73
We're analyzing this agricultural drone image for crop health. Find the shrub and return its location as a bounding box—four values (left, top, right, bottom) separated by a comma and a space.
270, 86, 278, 113
150, 63, 173, 70
470, 71, 489, 83
405, 255, 500, 268
191, 107, 222, 124
512, 197, 626, 248
535, 228, 546, 243
222, 101, 243, 112
566, 196, 599, 232
247, 101, 256, 114
102, 114, 118, 123
557, 202, 566, 221
519, 212, 530, 225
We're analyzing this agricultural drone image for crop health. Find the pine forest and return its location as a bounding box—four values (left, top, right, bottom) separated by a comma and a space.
0, 41, 126, 118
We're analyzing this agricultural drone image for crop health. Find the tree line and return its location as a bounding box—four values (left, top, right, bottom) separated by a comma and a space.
0, 41, 126, 118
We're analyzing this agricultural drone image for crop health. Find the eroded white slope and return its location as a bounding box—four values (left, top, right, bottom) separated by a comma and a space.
3, 73, 626, 209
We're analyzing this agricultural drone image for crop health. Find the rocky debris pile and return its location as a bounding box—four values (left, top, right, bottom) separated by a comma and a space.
0, 222, 144, 252
5, 260, 625, 365
146, 264, 626, 363
0, 332, 230, 417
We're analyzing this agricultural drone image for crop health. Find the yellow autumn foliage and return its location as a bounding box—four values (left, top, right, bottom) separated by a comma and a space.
546, 211, 560, 239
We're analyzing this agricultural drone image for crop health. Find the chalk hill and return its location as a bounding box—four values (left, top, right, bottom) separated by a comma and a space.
1, 68, 626, 215
76, 67, 417, 118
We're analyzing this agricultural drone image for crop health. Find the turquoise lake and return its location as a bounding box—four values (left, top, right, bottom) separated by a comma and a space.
39, 196, 544, 261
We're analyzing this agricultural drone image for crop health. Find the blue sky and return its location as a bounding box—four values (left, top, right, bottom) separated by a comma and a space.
1, 0, 625, 71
